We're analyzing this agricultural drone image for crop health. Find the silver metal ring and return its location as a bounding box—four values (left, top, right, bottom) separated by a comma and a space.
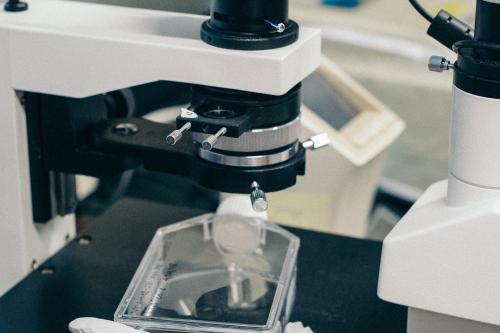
191, 117, 301, 153
198, 143, 300, 167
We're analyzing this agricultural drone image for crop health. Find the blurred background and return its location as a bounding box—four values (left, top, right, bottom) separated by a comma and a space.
289, 0, 475, 238
292, 0, 473, 190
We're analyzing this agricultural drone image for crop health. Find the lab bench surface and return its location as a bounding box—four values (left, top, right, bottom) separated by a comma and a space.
0, 198, 406, 332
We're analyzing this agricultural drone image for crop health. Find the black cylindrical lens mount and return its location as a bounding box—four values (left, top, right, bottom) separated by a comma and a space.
475, 0, 500, 44
201, 0, 299, 50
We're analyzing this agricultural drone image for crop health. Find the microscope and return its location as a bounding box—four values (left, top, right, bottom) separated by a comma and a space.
0, 0, 321, 296
379, 1, 500, 332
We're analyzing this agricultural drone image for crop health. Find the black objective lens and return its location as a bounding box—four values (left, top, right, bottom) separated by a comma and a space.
201, 0, 299, 50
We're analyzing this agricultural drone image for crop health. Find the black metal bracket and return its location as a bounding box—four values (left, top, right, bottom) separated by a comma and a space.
177, 108, 255, 138
177, 84, 301, 137
96, 118, 195, 177
24, 83, 304, 222
23, 82, 191, 222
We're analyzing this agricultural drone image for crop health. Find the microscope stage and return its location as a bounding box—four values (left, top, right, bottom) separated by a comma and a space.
0, 198, 405, 332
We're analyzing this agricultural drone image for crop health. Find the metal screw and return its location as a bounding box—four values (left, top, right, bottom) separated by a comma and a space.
250, 181, 268, 212
113, 122, 139, 136
428, 55, 455, 72
40, 266, 55, 275
166, 122, 192, 145
4, 0, 28, 12
202, 127, 227, 150
264, 20, 286, 33
303, 133, 330, 150
181, 108, 198, 119
78, 236, 92, 245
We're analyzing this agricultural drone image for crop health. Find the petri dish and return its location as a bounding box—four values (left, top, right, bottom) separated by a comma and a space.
115, 213, 300, 333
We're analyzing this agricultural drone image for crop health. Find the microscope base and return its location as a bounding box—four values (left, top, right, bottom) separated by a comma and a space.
408, 308, 500, 333
378, 180, 500, 330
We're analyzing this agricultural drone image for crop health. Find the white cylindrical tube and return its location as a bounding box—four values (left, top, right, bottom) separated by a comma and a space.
448, 86, 500, 205
216, 194, 268, 220
214, 195, 268, 255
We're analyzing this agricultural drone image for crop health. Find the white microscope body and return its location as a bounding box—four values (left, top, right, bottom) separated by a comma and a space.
0, 0, 320, 296
379, 87, 500, 332
378, 1, 500, 331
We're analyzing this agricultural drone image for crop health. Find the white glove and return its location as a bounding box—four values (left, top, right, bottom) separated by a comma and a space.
69, 318, 142, 333
69, 318, 314, 333
285, 322, 315, 333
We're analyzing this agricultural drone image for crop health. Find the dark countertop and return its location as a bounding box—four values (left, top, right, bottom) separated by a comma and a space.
0, 198, 406, 332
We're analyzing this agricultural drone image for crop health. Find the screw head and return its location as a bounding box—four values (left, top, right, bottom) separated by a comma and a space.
113, 122, 139, 136
40, 266, 55, 275
252, 198, 268, 212
4, 0, 28, 12
166, 136, 176, 145
276, 23, 286, 33
181, 108, 198, 119
78, 236, 92, 245
202, 141, 213, 150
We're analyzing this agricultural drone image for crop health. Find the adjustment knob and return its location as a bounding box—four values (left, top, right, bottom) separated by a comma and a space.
428, 55, 455, 72
250, 182, 268, 212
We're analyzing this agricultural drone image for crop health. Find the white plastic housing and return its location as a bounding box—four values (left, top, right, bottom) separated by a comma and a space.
378, 180, 500, 327
0, 0, 321, 97
379, 85, 500, 329
449, 87, 500, 192
0, 0, 321, 295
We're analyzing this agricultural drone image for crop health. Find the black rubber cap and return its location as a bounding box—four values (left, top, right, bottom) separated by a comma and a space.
4, 0, 28, 12
201, 0, 299, 50
201, 19, 299, 50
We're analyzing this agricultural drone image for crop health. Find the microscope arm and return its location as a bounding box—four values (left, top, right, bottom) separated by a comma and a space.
24, 85, 306, 222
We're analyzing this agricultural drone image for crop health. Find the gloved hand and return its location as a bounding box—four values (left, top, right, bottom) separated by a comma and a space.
69, 317, 314, 333
285, 322, 315, 333
69, 318, 141, 333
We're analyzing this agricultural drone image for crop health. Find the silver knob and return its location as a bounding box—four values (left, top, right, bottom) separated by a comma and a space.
202, 127, 227, 150
166, 122, 191, 145
113, 122, 139, 136
264, 20, 286, 33
250, 181, 268, 212
428, 55, 455, 72
302, 133, 330, 150
180, 107, 198, 119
